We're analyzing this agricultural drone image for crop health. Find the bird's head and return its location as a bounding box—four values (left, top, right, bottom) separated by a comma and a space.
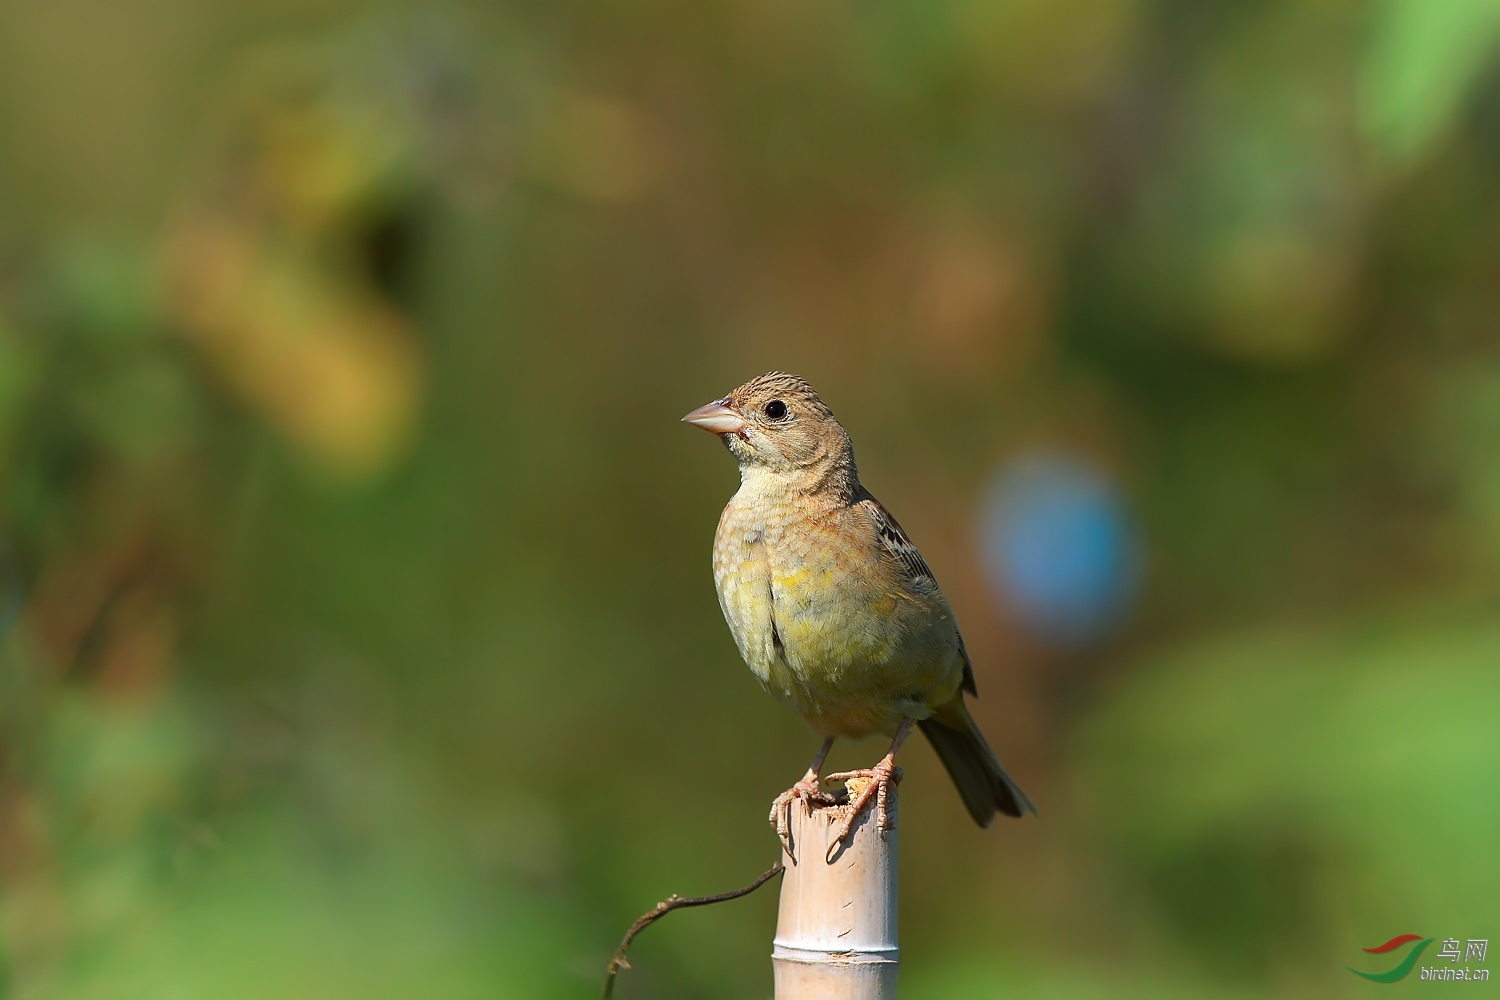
682, 372, 854, 483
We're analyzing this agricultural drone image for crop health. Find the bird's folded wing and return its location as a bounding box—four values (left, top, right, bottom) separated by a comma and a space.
855, 491, 979, 697
855, 491, 935, 586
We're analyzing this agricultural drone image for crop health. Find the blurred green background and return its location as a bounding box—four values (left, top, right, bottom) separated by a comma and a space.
1, 0, 1498, 996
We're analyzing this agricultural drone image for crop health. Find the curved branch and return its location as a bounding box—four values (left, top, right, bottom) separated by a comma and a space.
602, 860, 785, 998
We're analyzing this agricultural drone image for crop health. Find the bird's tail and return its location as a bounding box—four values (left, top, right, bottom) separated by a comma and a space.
919, 696, 1036, 827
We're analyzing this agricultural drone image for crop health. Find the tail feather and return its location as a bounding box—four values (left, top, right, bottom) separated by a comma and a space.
920, 697, 1036, 827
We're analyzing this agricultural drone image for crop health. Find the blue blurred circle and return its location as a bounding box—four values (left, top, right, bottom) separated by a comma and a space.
979, 451, 1141, 648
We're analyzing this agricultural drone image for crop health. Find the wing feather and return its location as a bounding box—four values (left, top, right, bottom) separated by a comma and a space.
856, 491, 935, 586
857, 490, 979, 696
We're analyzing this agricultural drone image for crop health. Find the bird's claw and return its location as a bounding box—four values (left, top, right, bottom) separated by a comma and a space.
824, 759, 903, 861
769, 771, 836, 857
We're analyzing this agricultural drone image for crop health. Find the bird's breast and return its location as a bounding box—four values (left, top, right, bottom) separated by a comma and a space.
712, 502, 783, 688
713, 495, 954, 726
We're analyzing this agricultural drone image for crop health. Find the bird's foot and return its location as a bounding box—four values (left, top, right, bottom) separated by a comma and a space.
769, 769, 836, 857
824, 757, 903, 861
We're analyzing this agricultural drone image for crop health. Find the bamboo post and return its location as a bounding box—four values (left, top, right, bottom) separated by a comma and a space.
772, 778, 898, 999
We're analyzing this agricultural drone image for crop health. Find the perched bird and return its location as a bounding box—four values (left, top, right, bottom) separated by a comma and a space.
683, 372, 1035, 857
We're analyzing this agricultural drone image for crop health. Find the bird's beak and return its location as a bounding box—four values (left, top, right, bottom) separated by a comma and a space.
681, 399, 746, 434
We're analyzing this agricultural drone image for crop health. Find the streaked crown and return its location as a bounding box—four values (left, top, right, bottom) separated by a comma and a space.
725, 371, 835, 421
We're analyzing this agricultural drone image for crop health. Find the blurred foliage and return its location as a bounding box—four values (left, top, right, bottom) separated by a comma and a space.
1362, 0, 1500, 169
1, 0, 1499, 997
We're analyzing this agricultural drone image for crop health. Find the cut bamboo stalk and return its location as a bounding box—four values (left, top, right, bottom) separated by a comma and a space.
772, 778, 898, 999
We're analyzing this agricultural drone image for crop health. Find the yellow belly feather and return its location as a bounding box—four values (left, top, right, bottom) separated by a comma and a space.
713, 494, 964, 739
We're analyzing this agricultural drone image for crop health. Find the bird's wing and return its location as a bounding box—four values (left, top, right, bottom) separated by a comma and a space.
857, 491, 978, 696
956, 631, 978, 696
855, 491, 935, 587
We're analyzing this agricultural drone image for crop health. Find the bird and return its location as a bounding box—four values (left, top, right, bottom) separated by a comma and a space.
683, 372, 1035, 859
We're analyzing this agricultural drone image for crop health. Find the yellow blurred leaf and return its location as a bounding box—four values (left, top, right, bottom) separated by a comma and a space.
167, 218, 424, 483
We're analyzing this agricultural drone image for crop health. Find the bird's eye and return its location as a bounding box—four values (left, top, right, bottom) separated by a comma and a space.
763, 399, 788, 420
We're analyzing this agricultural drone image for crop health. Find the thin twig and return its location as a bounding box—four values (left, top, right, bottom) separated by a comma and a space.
602, 860, 785, 998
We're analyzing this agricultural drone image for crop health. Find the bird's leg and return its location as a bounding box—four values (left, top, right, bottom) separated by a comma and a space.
824, 718, 914, 859
770, 737, 836, 855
